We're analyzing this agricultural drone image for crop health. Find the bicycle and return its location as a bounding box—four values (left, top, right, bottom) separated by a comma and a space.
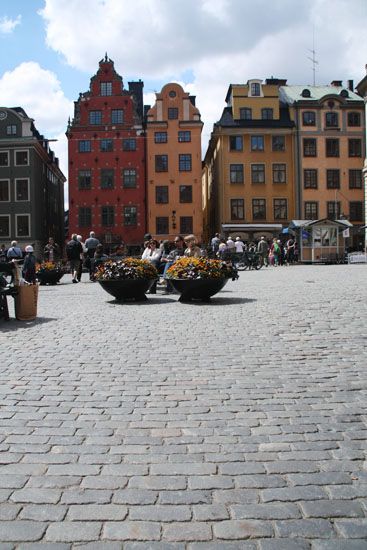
233, 251, 263, 271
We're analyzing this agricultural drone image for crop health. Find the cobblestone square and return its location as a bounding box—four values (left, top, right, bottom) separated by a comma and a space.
0, 264, 366, 548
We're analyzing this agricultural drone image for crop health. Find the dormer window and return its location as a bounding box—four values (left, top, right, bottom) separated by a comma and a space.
100, 82, 112, 96
302, 89, 311, 98
250, 82, 261, 96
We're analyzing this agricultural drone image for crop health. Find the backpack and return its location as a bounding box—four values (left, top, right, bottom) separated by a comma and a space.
66, 240, 79, 260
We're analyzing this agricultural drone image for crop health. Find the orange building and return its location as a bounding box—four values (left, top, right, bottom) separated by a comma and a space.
281, 81, 365, 251
203, 78, 295, 243
146, 83, 203, 242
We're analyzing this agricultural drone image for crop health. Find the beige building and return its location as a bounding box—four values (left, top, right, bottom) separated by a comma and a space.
356, 68, 367, 250
146, 83, 203, 242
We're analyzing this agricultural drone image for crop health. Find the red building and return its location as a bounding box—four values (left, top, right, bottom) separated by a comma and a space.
66, 55, 146, 251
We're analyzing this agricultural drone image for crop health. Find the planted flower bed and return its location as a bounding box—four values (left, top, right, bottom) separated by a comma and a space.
36, 262, 64, 285
95, 258, 158, 301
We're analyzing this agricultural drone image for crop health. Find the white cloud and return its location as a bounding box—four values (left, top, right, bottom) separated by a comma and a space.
0, 14, 21, 34
0, 62, 73, 194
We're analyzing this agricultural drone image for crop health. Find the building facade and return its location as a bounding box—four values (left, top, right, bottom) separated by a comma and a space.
67, 55, 145, 251
203, 78, 295, 242
0, 107, 65, 256
146, 83, 203, 242
356, 68, 367, 250
280, 81, 365, 250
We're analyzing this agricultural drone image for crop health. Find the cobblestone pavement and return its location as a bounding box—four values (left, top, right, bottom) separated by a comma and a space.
0, 264, 366, 549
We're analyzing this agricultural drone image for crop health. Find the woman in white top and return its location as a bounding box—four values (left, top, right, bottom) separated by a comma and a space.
142, 240, 161, 294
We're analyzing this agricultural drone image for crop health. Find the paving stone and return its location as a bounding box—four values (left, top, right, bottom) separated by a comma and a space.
274, 519, 335, 538
19, 504, 67, 521
287, 472, 352, 486
192, 504, 229, 521
189, 544, 256, 550
0, 503, 21, 520
300, 500, 364, 518
158, 490, 211, 505
0, 520, 47, 541
102, 522, 160, 541
67, 504, 127, 521
163, 523, 212, 541
258, 541, 310, 550
334, 519, 367, 538
231, 503, 301, 520
125, 544, 184, 550
10, 488, 61, 504
311, 541, 367, 550
213, 519, 273, 539
45, 522, 102, 542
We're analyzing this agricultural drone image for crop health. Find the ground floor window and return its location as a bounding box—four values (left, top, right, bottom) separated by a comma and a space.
0, 215, 10, 238
16, 214, 30, 237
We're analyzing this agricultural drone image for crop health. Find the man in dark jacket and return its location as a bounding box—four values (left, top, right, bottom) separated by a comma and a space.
66, 234, 83, 283
84, 231, 100, 281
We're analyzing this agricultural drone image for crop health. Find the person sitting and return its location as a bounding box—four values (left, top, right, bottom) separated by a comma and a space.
184, 235, 201, 258
162, 235, 185, 294
91, 244, 108, 280
142, 240, 161, 294
43, 237, 61, 262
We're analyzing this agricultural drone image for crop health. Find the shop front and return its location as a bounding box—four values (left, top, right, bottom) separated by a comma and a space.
289, 219, 352, 263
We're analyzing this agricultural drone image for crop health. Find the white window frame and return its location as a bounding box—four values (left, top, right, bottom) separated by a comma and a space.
0, 179, 10, 202
0, 215, 10, 238
14, 149, 29, 166
15, 178, 30, 202
0, 150, 10, 167
248, 79, 264, 98
15, 213, 31, 238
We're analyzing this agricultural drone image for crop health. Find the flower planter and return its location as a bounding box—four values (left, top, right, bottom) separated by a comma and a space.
169, 278, 229, 302
98, 278, 156, 301
36, 270, 64, 285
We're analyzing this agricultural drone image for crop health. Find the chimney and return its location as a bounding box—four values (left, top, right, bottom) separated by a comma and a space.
128, 80, 144, 121
348, 79, 354, 91
331, 80, 343, 87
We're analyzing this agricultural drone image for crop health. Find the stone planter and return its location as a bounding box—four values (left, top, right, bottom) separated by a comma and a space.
36, 271, 64, 285
98, 278, 156, 301
169, 278, 229, 302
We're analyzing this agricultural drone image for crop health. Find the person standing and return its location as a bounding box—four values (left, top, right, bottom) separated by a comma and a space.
43, 237, 61, 262
162, 235, 185, 294
234, 237, 245, 253
211, 233, 221, 256
257, 236, 269, 267
22, 245, 36, 283
76, 235, 86, 282
7, 241, 23, 260
66, 234, 83, 283
84, 231, 100, 281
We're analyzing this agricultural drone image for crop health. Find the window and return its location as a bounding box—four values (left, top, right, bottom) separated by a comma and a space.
155, 155, 168, 172
326, 169, 340, 189
100, 82, 112, 96
100, 139, 113, 152
79, 140, 91, 152
229, 136, 243, 151
273, 164, 286, 183
100, 169, 114, 189
326, 138, 339, 157
251, 136, 264, 151
78, 170, 92, 190
348, 112, 361, 126
304, 201, 318, 220
303, 138, 317, 157
230, 199, 244, 220
179, 154, 191, 171
89, 111, 102, 125
155, 132, 167, 143
325, 112, 339, 127
350, 201, 363, 221
168, 108, 178, 119
156, 186, 168, 204
6, 125, 16, 135
0, 152, 9, 166
251, 164, 265, 184
123, 169, 136, 188
304, 169, 318, 189
179, 185, 192, 203
0, 215, 10, 237
15, 179, 29, 201
124, 206, 137, 226
252, 199, 266, 220
261, 108, 273, 120
123, 138, 136, 151
230, 164, 244, 184
327, 201, 341, 220
0, 180, 10, 201
302, 111, 316, 126
156, 216, 169, 234
178, 131, 191, 142
348, 139, 362, 157
15, 150, 29, 165
79, 207, 91, 227
101, 206, 114, 226
16, 214, 30, 237
239, 108, 252, 120
180, 216, 193, 234
111, 109, 123, 124
274, 199, 288, 220
250, 82, 261, 96
272, 136, 285, 152
349, 170, 362, 189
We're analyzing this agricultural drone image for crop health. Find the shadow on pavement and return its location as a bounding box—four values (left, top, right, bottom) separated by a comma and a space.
0, 317, 57, 330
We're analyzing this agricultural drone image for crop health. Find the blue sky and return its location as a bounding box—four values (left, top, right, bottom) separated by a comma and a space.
0, 0, 366, 203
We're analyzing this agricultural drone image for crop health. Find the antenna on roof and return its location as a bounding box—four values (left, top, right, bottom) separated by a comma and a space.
307, 27, 318, 86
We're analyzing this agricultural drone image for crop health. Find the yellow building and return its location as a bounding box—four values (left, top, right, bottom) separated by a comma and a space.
203, 78, 295, 243
146, 83, 203, 242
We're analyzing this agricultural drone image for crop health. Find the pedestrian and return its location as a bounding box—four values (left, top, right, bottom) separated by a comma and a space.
7, 241, 23, 260
162, 235, 185, 294
0, 244, 8, 262
286, 237, 295, 264
43, 237, 61, 262
270, 238, 280, 267
257, 236, 269, 267
234, 237, 245, 253
76, 235, 86, 282
22, 245, 36, 283
226, 236, 236, 255
84, 231, 100, 281
66, 234, 83, 283
142, 240, 161, 294
211, 233, 221, 256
